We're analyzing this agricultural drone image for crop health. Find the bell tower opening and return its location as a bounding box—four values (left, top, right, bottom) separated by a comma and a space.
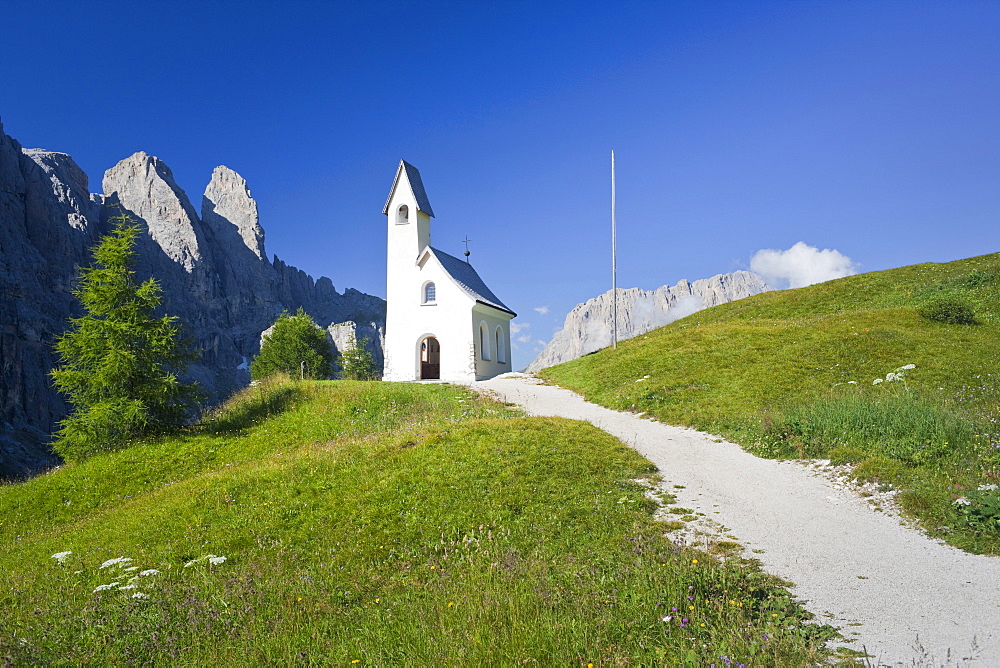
420, 336, 440, 380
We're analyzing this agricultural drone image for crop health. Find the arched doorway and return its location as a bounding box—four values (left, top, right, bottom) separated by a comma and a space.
420, 336, 440, 380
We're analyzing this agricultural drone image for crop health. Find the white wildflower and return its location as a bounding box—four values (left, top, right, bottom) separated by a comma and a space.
847, 381, 857, 385
873, 378, 884, 385
186, 554, 226, 568
662, 615, 673, 622
978, 484, 999, 492
94, 582, 121, 592
899, 364, 916, 370
51, 551, 72, 564
131, 592, 150, 600
123, 566, 140, 572
952, 497, 972, 507
100, 557, 133, 569
118, 584, 138, 591
139, 569, 161, 577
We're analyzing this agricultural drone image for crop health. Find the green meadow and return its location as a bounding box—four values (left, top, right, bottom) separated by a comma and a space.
543, 253, 1000, 554
1, 378, 840, 665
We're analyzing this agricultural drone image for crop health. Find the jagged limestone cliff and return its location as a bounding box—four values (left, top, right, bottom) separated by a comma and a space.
328, 321, 385, 374
0, 121, 385, 478
527, 271, 770, 372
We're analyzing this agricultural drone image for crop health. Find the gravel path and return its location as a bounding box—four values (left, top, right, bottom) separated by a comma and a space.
468, 374, 1000, 666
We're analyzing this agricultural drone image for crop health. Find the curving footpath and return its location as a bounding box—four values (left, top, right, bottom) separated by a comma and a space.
467, 374, 1000, 666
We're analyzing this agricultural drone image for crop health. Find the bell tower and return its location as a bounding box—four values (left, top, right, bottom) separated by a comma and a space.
383, 160, 435, 380
383, 160, 434, 268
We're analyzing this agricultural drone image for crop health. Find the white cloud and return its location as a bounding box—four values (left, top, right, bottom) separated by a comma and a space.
534, 306, 550, 315
510, 321, 529, 334
669, 295, 705, 320
750, 241, 858, 289
517, 334, 532, 344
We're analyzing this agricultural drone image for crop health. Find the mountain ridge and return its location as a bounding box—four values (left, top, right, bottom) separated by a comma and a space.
528, 270, 770, 371
0, 120, 385, 478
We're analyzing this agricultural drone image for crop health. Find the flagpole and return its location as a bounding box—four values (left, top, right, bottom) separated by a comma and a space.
611, 149, 617, 350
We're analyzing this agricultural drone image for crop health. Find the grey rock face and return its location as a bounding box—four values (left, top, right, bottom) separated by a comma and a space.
527, 271, 770, 372
327, 321, 385, 376
202, 165, 265, 261
103, 152, 206, 272
0, 127, 105, 478
0, 122, 385, 479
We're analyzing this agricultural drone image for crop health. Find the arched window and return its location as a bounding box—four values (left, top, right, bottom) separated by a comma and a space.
396, 204, 409, 225
479, 322, 490, 361
495, 326, 506, 364
423, 282, 436, 303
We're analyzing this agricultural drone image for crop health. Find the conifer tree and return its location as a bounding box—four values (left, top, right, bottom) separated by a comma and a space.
50, 210, 199, 462
251, 308, 335, 381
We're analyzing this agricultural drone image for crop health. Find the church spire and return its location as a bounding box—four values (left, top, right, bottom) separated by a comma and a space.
382, 160, 435, 217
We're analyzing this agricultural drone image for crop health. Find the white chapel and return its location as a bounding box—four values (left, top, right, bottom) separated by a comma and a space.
382, 160, 516, 382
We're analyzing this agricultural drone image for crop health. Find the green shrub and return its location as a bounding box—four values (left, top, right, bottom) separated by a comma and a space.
918, 296, 978, 325
251, 308, 335, 380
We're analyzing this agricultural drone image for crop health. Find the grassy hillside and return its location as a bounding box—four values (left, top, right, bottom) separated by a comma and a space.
0, 378, 839, 665
543, 253, 1000, 554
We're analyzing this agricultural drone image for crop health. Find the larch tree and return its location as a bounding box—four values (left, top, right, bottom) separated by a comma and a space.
50, 210, 200, 462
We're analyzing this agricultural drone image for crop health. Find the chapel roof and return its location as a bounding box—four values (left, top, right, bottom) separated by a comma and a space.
429, 247, 516, 317
382, 160, 435, 218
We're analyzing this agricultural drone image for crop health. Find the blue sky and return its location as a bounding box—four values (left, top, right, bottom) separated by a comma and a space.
4, 0, 999, 370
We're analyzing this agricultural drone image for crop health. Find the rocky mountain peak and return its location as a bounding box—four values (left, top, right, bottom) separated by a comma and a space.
102, 151, 205, 272
202, 165, 266, 262
21, 149, 98, 232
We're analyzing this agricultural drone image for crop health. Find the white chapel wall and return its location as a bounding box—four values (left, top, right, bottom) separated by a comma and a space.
471, 306, 512, 379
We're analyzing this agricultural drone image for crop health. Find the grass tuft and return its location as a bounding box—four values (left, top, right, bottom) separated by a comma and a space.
760, 390, 976, 464
917, 295, 979, 325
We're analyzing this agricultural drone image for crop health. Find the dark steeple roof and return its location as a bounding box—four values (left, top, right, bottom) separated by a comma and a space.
430, 247, 516, 316
382, 160, 435, 217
